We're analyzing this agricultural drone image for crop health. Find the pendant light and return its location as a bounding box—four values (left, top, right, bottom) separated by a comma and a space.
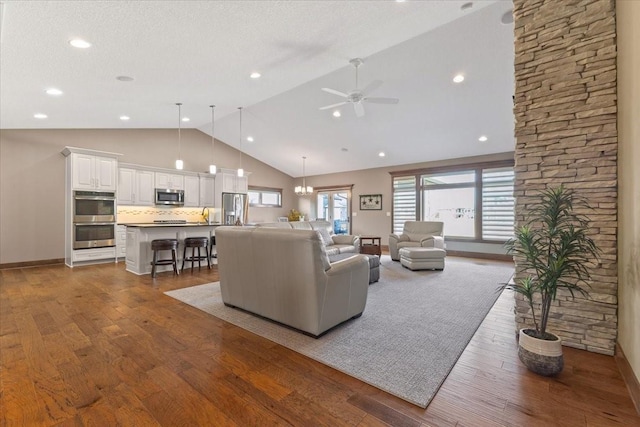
209, 105, 217, 174
237, 107, 244, 177
175, 102, 184, 170
294, 156, 313, 195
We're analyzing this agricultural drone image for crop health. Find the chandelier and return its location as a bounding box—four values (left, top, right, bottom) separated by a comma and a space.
294, 156, 313, 196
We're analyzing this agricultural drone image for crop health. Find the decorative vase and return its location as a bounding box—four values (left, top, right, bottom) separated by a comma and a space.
517, 328, 564, 376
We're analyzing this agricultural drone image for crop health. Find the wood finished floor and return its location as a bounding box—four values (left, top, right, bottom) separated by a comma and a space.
1, 258, 639, 426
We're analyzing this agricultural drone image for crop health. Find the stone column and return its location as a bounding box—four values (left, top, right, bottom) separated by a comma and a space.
513, 0, 618, 355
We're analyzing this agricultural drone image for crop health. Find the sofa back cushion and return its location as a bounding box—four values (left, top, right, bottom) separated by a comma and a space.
403, 221, 444, 237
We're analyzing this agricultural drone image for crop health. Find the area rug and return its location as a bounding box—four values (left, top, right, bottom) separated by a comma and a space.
164, 256, 513, 408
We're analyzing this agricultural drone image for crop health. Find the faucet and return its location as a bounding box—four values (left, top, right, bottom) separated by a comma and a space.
201, 207, 210, 224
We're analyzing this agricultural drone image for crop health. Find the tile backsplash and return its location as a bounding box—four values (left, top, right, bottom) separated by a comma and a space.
117, 206, 211, 223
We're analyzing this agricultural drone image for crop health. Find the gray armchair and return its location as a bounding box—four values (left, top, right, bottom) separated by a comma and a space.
389, 221, 445, 261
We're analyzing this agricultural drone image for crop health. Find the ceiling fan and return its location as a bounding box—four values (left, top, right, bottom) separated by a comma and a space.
319, 58, 399, 118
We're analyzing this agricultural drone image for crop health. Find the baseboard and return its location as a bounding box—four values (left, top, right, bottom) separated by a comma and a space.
615, 343, 640, 415
0, 258, 64, 270
445, 250, 512, 262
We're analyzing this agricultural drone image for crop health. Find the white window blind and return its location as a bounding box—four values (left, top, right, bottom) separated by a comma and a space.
482, 167, 515, 240
392, 176, 416, 234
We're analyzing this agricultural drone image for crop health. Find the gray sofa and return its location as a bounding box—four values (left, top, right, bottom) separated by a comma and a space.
255, 220, 359, 256
215, 226, 370, 337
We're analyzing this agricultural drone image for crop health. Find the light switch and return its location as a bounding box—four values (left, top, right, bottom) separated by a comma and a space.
386, 212, 391, 216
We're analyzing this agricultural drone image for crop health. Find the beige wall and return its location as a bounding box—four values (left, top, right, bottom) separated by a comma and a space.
0, 129, 295, 264
617, 0, 640, 385
297, 152, 515, 250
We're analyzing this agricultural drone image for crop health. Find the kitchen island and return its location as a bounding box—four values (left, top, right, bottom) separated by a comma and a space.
123, 223, 221, 275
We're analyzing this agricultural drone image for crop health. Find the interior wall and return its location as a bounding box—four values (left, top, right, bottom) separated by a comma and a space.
297, 152, 514, 250
0, 129, 295, 264
616, 0, 640, 385
513, 0, 618, 355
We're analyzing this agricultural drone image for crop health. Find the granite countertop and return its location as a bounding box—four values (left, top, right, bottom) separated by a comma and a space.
119, 222, 222, 228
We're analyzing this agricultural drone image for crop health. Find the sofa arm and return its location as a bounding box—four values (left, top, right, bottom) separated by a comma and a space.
420, 236, 445, 249
324, 255, 370, 322
332, 234, 359, 246
389, 233, 406, 261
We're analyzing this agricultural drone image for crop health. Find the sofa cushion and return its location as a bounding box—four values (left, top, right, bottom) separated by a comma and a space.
317, 228, 334, 246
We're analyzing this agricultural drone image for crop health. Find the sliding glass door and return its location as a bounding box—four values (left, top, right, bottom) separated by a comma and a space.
316, 190, 351, 234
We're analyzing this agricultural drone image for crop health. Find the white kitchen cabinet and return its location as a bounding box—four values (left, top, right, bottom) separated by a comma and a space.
136, 170, 155, 205
155, 172, 184, 190
199, 176, 215, 207
183, 175, 200, 207
116, 225, 127, 259
71, 153, 118, 191
215, 169, 249, 195
118, 168, 155, 206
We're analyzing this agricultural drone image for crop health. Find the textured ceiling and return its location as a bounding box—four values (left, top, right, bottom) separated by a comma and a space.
0, 0, 514, 177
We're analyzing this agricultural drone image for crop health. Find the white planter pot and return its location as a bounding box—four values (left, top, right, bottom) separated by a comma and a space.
517, 328, 564, 376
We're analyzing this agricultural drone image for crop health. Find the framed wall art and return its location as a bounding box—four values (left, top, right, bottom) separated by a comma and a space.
360, 194, 382, 210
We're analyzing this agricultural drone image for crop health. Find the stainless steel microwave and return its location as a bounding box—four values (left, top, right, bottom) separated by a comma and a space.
155, 188, 184, 206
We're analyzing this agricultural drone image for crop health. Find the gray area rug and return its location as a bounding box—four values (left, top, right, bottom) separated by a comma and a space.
165, 256, 513, 408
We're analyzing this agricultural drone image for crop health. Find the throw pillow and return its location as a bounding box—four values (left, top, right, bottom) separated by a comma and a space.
316, 228, 335, 246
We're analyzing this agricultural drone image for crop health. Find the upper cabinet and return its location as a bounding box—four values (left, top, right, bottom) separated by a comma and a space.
118, 167, 154, 206
216, 169, 249, 195
183, 175, 200, 207
199, 176, 215, 207
70, 153, 118, 191
155, 172, 184, 190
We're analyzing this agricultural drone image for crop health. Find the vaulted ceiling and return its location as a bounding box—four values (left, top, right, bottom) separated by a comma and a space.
0, 0, 515, 177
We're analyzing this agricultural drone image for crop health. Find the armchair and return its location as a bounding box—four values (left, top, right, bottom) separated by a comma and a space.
389, 221, 445, 261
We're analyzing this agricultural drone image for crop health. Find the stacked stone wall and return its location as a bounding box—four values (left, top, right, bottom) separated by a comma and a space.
513, 0, 617, 355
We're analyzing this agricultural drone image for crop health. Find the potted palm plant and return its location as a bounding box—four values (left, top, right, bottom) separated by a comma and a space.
502, 185, 599, 376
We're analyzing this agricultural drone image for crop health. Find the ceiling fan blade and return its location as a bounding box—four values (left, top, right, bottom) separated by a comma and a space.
354, 102, 365, 118
364, 97, 399, 105
319, 101, 348, 110
321, 87, 348, 98
361, 79, 383, 96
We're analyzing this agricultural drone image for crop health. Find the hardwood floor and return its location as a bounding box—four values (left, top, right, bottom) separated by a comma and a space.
1, 259, 638, 426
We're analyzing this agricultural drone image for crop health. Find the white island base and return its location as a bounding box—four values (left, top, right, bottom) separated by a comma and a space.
125, 224, 219, 275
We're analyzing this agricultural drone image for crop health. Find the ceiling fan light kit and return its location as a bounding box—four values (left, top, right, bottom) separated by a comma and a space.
320, 58, 399, 118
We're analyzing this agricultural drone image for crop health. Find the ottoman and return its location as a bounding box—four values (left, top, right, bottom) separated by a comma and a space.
399, 247, 446, 271
329, 253, 380, 283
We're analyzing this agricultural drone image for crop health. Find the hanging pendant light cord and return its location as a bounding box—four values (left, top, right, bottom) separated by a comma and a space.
302, 156, 307, 189
176, 102, 182, 159
238, 107, 243, 170
210, 105, 215, 161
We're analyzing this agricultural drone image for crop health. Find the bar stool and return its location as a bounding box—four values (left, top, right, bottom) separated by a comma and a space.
209, 235, 217, 263
150, 239, 179, 278
181, 237, 211, 272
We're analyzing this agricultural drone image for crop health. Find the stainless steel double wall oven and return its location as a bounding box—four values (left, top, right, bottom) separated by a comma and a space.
73, 191, 116, 249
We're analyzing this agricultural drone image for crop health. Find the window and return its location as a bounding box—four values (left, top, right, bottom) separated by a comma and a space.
392, 176, 416, 234
248, 187, 282, 207
481, 167, 515, 240
391, 160, 514, 241
421, 171, 475, 238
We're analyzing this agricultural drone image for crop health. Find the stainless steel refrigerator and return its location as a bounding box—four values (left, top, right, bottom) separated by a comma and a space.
222, 192, 248, 225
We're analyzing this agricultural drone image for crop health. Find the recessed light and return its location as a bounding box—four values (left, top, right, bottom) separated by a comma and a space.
116, 76, 134, 82
120, 115, 130, 121
247, 136, 254, 142
34, 113, 48, 119
181, 117, 190, 122
69, 38, 91, 49
341, 148, 348, 152
395, 0, 407, 3
453, 74, 465, 83
45, 88, 63, 96
461, 2, 473, 11
250, 72, 261, 79
333, 111, 341, 118
478, 135, 488, 142
378, 152, 386, 157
